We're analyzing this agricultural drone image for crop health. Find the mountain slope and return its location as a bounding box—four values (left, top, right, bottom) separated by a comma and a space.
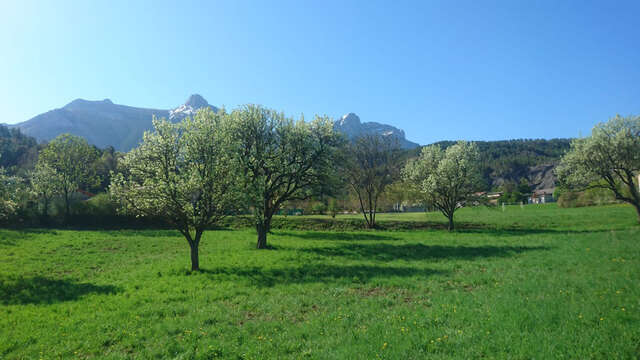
13, 99, 168, 151
12, 95, 219, 152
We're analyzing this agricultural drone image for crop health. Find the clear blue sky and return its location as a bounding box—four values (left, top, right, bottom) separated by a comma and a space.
1, 0, 639, 145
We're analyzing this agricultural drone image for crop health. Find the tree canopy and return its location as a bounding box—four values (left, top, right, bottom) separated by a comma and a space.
229, 105, 342, 248
0, 166, 20, 220
37, 134, 100, 220
403, 141, 482, 230
110, 109, 240, 270
557, 114, 640, 221
29, 162, 62, 219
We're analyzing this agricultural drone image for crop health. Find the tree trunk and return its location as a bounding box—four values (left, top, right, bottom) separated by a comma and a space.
184, 229, 202, 271
190, 243, 200, 271
42, 198, 49, 219
256, 221, 269, 249
447, 214, 454, 231
40, 198, 50, 225
369, 215, 376, 229
625, 173, 640, 224
368, 193, 375, 229
360, 208, 372, 228
64, 190, 71, 223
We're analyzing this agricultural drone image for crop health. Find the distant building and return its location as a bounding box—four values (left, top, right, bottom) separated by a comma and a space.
528, 188, 555, 204
486, 192, 502, 204
472, 191, 502, 204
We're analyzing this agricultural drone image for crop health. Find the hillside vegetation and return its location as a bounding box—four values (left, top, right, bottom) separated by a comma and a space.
427, 139, 572, 189
0, 125, 40, 174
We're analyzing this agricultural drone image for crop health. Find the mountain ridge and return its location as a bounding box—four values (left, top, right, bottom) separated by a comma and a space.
333, 113, 419, 149
10, 95, 420, 151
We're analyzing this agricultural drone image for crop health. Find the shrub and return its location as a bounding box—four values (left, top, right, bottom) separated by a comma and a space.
558, 188, 617, 208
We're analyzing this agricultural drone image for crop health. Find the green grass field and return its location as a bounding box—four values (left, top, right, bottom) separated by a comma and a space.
1, 204, 639, 359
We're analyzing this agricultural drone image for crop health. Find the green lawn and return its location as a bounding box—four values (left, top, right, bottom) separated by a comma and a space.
1, 204, 639, 359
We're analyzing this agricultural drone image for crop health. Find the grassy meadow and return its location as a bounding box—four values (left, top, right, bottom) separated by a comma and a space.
1, 204, 639, 359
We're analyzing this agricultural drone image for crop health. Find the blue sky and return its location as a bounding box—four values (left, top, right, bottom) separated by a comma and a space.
1, 0, 639, 145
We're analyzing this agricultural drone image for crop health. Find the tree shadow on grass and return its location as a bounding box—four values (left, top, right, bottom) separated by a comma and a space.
0, 276, 120, 305
0, 237, 16, 246
452, 226, 612, 236
276, 222, 610, 237
276, 231, 400, 241
197, 264, 447, 287
299, 243, 550, 262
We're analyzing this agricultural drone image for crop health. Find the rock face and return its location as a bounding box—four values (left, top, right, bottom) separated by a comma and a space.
333, 113, 420, 149
490, 163, 559, 191
527, 164, 558, 191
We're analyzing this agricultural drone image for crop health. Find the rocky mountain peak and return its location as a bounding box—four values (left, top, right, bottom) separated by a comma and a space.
169, 94, 217, 121
184, 94, 208, 109
338, 113, 361, 126
333, 112, 419, 149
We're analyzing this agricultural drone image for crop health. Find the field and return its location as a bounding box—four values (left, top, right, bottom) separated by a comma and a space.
1, 204, 639, 359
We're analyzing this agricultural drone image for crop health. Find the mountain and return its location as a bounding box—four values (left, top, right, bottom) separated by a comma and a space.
12, 97, 419, 152
12, 95, 218, 152
333, 113, 420, 149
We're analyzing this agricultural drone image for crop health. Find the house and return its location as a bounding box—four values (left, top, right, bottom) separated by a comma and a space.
471, 191, 503, 205
486, 192, 503, 204
528, 188, 555, 204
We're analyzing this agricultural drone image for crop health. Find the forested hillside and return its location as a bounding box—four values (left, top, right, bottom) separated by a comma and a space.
0, 125, 40, 175
412, 139, 573, 190
0, 125, 118, 192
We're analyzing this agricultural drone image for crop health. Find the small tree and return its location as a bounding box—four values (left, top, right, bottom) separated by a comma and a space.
403, 141, 482, 230
230, 105, 341, 249
37, 134, 99, 220
556, 114, 640, 222
110, 109, 239, 271
30, 163, 62, 219
0, 167, 19, 221
343, 134, 404, 228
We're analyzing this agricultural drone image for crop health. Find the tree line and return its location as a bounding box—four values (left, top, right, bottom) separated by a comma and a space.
1, 108, 638, 270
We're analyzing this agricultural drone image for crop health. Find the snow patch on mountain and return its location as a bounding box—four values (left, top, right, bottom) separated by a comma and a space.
169, 94, 218, 121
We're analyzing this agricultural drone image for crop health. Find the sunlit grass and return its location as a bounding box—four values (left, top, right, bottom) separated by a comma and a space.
1, 204, 639, 358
